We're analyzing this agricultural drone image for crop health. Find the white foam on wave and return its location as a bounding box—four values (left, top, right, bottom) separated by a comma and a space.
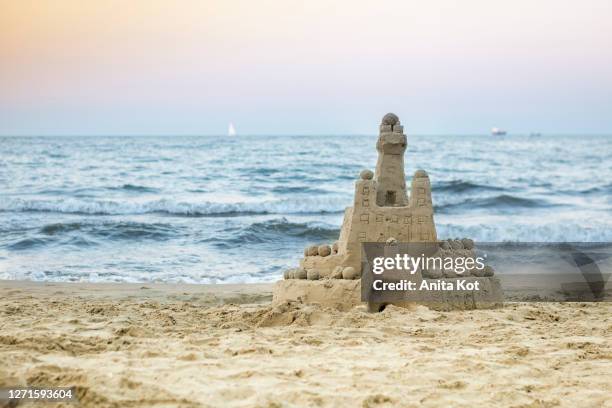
437, 222, 612, 243
0, 196, 348, 216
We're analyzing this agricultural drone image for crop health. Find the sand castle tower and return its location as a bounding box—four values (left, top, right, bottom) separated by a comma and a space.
375, 113, 408, 206
294, 113, 437, 278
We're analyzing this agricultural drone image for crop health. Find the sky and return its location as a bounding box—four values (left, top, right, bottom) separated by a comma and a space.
1, 0, 611, 135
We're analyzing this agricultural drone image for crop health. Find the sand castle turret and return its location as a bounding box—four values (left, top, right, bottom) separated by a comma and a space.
375, 113, 408, 206
292, 113, 437, 278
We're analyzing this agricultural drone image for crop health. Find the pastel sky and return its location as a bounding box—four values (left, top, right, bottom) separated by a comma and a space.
1, 0, 611, 135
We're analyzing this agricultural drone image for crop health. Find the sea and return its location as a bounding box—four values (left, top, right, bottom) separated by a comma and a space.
1, 134, 610, 283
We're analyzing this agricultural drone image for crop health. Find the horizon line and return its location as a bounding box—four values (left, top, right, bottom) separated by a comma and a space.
2, 132, 612, 138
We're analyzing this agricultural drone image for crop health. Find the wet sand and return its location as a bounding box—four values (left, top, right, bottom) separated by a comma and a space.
1, 280, 610, 407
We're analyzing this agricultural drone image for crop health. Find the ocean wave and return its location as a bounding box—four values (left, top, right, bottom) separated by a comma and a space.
0, 197, 348, 216
578, 183, 612, 195
437, 222, 612, 242
7, 237, 49, 250
7, 235, 99, 250
2, 194, 558, 217
4, 221, 183, 250
436, 194, 555, 212
108, 184, 160, 193
202, 218, 339, 246
270, 185, 331, 195
433, 180, 505, 194
39, 221, 181, 240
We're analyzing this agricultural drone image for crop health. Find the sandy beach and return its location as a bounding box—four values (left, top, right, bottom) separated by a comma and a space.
1, 280, 610, 408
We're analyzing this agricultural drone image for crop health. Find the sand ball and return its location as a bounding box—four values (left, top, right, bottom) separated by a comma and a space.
450, 239, 464, 250
331, 266, 343, 279
332, 242, 339, 254
295, 268, 307, 279
360, 169, 374, 180
342, 267, 359, 280
443, 268, 458, 278
439, 241, 451, 250
306, 245, 318, 256
455, 249, 467, 259
471, 267, 486, 277
283, 269, 293, 280
318, 245, 331, 257
483, 265, 495, 277
436, 249, 449, 260
461, 238, 475, 250
307, 269, 320, 280
303, 247, 309, 257
382, 113, 399, 125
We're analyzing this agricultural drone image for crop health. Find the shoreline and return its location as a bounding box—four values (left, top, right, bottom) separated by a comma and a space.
2, 272, 608, 303
0, 279, 274, 305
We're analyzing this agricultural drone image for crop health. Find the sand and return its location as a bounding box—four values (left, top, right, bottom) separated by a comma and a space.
1, 280, 611, 408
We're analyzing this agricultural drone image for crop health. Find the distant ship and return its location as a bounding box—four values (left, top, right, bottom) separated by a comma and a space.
228, 122, 237, 136
491, 127, 507, 136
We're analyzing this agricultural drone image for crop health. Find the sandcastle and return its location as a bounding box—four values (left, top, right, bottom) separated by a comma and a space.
274, 113, 502, 311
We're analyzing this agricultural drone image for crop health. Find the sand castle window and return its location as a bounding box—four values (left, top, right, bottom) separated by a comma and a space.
358, 232, 367, 241
362, 186, 369, 195
385, 191, 396, 205
363, 199, 369, 207
418, 188, 425, 195
404, 216, 411, 224
360, 214, 369, 224
376, 214, 383, 222
391, 215, 399, 223
418, 198, 425, 206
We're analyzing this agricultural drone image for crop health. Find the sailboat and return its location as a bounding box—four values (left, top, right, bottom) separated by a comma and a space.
491, 127, 507, 136
228, 122, 237, 136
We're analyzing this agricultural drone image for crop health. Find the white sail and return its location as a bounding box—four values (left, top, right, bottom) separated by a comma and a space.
491, 127, 507, 136
228, 122, 237, 136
